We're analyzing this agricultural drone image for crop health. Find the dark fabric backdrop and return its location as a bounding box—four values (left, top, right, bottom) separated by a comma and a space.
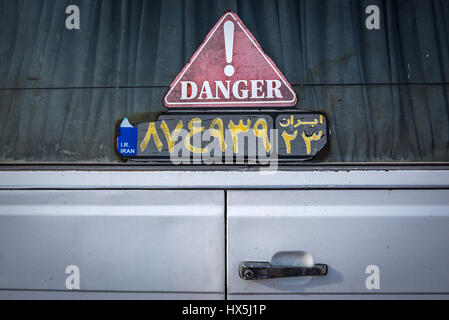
0, 0, 448, 162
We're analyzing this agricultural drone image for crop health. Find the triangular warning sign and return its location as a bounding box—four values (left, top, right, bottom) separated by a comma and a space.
163, 11, 297, 108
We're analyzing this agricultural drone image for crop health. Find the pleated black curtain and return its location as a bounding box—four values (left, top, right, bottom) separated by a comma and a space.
0, 0, 448, 162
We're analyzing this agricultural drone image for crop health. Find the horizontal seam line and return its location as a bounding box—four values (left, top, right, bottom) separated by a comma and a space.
229, 292, 449, 295
0, 83, 449, 91
0, 288, 223, 294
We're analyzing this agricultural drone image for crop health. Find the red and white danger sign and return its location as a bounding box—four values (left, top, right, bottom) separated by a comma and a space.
163, 11, 297, 108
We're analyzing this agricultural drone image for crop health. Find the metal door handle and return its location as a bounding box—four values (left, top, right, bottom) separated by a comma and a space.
239, 261, 328, 280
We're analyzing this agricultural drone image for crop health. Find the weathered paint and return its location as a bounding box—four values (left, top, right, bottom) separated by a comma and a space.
116, 111, 328, 162
163, 11, 297, 108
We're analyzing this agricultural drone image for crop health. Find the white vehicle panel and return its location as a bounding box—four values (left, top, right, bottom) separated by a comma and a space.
227, 190, 449, 297
0, 190, 224, 296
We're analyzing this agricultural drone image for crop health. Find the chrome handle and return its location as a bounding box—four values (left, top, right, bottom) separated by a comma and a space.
239, 261, 327, 280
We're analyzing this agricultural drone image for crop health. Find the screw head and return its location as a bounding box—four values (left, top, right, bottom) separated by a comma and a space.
243, 269, 254, 280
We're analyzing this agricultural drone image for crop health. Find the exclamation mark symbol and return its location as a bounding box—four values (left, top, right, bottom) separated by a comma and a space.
224, 20, 235, 77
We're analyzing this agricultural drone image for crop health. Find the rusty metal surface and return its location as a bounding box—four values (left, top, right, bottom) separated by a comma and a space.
0, 0, 448, 162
